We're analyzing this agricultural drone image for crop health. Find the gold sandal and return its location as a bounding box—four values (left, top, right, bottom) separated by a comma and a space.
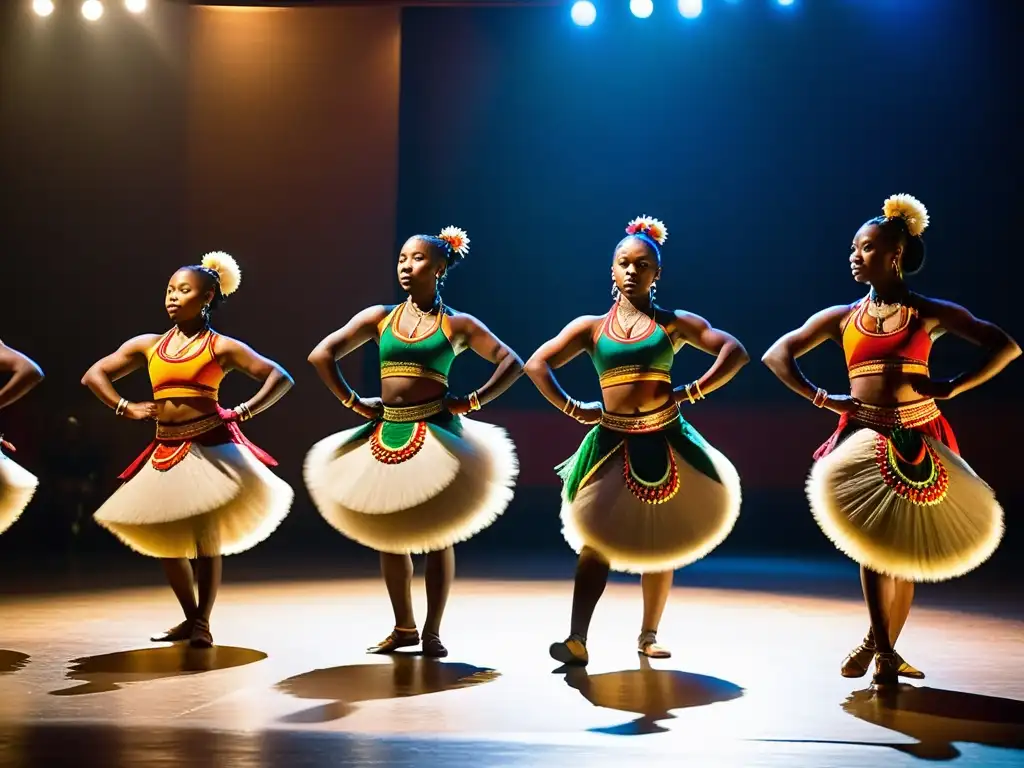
367, 626, 419, 654
638, 630, 671, 659
549, 633, 589, 666
842, 633, 925, 679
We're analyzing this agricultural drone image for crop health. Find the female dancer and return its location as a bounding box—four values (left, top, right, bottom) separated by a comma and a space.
305, 227, 522, 658
83, 252, 294, 648
763, 194, 1018, 686
526, 216, 748, 666
0, 341, 44, 536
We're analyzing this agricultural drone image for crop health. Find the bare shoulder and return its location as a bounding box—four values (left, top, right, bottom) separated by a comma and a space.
124, 333, 164, 353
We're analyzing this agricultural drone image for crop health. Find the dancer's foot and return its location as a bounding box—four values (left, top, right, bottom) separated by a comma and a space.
637, 630, 671, 659
151, 619, 193, 643
367, 627, 420, 654
549, 633, 589, 666
871, 651, 899, 688
841, 634, 875, 678
189, 617, 213, 649
896, 652, 925, 680
422, 631, 448, 658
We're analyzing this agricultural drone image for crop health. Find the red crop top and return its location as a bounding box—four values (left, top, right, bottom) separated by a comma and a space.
842, 299, 932, 381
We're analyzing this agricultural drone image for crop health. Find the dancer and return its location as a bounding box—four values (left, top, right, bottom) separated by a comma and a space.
82, 252, 294, 648
526, 216, 748, 666
305, 226, 522, 658
0, 341, 44, 536
762, 194, 1018, 686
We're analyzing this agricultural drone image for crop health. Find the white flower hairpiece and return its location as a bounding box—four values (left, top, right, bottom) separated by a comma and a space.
200, 251, 242, 296
625, 215, 668, 246
437, 226, 470, 257
882, 194, 929, 238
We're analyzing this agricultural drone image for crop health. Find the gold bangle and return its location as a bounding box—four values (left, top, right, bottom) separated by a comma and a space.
235, 402, 253, 421
693, 380, 705, 400
468, 390, 481, 412
115, 398, 128, 417
812, 387, 828, 408
342, 391, 356, 408
683, 384, 695, 405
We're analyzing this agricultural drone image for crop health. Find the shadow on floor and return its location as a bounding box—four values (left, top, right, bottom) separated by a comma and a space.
49, 645, 268, 696
0, 650, 30, 674
757, 684, 1024, 760
275, 653, 500, 724
557, 656, 745, 735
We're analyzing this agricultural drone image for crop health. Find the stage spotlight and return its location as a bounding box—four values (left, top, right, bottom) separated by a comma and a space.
777, 0, 795, 5
81, 0, 104, 20
32, 0, 55, 16
678, 0, 702, 18
570, 1, 596, 26
630, 0, 654, 19
125, 0, 147, 13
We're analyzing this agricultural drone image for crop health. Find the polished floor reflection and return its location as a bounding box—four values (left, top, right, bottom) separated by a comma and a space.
1, 572, 1023, 767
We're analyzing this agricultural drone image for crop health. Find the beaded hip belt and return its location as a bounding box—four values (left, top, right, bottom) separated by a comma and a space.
853, 399, 940, 430
382, 400, 445, 423
600, 402, 679, 434
155, 413, 222, 440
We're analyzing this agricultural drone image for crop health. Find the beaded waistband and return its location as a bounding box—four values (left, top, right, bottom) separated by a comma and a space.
853, 399, 940, 430
600, 402, 679, 433
382, 399, 445, 423
155, 413, 222, 440
848, 358, 930, 380
380, 362, 448, 387
598, 365, 672, 388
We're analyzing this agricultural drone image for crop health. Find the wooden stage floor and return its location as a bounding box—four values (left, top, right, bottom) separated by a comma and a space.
1, 572, 1023, 767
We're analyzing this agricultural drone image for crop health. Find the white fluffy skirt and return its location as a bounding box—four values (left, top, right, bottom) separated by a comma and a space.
0, 453, 38, 536
93, 442, 294, 559
560, 444, 742, 575
807, 428, 1004, 582
303, 418, 518, 555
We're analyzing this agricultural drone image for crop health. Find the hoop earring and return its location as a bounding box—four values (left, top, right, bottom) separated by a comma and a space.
893, 260, 903, 280
650, 282, 657, 301
611, 281, 620, 300
201, 305, 211, 324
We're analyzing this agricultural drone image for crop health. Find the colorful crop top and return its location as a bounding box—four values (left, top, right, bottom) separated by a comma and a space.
591, 309, 677, 388
842, 298, 932, 380
147, 329, 225, 400
377, 303, 458, 386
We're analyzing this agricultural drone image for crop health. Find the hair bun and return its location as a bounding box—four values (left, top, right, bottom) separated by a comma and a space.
882, 194, 929, 238
200, 251, 242, 296
437, 226, 470, 258
625, 215, 668, 246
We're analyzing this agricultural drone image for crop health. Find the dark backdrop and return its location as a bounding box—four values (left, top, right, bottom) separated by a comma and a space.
0, 1, 1021, 577
394, 0, 1023, 565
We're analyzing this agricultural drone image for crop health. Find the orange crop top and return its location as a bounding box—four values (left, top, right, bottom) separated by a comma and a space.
842, 299, 932, 380
147, 329, 225, 400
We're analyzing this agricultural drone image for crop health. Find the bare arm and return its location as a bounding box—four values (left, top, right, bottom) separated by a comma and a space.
524, 315, 601, 417
449, 314, 524, 408
215, 336, 294, 417
761, 304, 852, 407
308, 305, 389, 418
921, 297, 1021, 397
0, 342, 44, 411
671, 311, 750, 403
81, 334, 161, 417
